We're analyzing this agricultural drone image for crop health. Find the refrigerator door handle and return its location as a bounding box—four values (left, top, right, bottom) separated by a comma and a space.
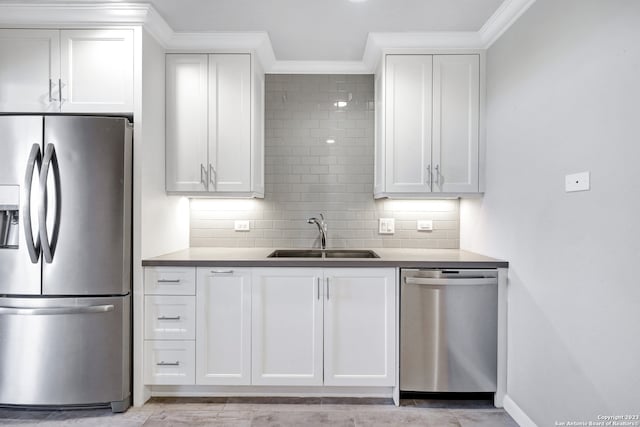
39, 143, 60, 263
0, 304, 115, 316
24, 143, 42, 263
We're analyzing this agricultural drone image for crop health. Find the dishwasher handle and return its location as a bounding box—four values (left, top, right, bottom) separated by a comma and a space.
404, 277, 497, 286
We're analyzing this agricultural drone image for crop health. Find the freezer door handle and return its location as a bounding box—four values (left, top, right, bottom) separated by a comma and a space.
24, 143, 42, 263
39, 143, 60, 263
0, 304, 115, 316
404, 277, 497, 286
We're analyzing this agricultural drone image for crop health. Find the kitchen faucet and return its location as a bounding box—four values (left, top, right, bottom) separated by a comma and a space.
307, 214, 327, 250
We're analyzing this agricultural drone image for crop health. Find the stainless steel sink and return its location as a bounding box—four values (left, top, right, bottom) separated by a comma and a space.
324, 250, 379, 258
267, 249, 379, 259
267, 249, 323, 258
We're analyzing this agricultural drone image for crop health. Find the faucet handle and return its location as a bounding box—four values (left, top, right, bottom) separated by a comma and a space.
319, 213, 324, 221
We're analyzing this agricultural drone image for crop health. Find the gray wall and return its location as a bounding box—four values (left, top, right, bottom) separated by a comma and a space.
460, 0, 640, 424
190, 74, 460, 248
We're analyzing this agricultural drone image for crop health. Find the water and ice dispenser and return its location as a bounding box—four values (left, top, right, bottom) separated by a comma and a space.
0, 185, 19, 249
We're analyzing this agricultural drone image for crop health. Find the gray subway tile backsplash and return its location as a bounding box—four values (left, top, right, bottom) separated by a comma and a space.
190, 74, 460, 249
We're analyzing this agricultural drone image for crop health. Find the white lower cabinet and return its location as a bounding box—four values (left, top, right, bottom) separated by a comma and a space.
143, 266, 397, 390
251, 268, 324, 386
143, 267, 196, 386
323, 268, 396, 386
251, 267, 396, 387
196, 268, 252, 385
144, 295, 196, 341
144, 340, 195, 385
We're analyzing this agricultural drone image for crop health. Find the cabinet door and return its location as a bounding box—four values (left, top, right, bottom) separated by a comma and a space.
144, 340, 195, 385
144, 295, 196, 340
208, 54, 251, 192
166, 54, 209, 192
373, 70, 385, 194
385, 55, 433, 193
196, 268, 251, 385
59, 30, 133, 113
251, 268, 323, 386
433, 55, 480, 193
323, 268, 396, 386
144, 266, 196, 295
0, 29, 60, 112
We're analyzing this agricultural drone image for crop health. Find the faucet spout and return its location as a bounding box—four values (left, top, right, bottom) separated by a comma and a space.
307, 214, 327, 250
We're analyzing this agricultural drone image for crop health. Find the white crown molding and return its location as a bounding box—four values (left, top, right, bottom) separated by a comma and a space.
269, 60, 370, 75
0, 0, 537, 73
479, 0, 538, 48
0, 2, 152, 26
140, 3, 173, 44
363, 31, 484, 71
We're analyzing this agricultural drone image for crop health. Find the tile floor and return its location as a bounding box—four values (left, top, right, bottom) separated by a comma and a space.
0, 397, 519, 426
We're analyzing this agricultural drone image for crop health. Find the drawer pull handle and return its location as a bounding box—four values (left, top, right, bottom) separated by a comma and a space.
157, 279, 181, 284
211, 270, 234, 274
157, 315, 181, 321
157, 361, 180, 366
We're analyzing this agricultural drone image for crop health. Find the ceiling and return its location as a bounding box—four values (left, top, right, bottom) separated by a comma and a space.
130, 0, 505, 61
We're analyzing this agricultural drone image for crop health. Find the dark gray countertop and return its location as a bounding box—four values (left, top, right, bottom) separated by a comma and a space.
142, 247, 508, 269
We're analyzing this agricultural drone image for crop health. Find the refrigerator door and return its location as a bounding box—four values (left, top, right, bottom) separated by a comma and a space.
0, 116, 42, 295
41, 116, 132, 295
0, 295, 131, 410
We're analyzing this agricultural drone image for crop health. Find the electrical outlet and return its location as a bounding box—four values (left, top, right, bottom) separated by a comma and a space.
234, 220, 250, 231
379, 218, 395, 234
417, 220, 433, 231
565, 171, 590, 192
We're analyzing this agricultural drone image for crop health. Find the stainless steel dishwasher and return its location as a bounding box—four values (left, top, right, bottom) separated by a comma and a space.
400, 269, 498, 392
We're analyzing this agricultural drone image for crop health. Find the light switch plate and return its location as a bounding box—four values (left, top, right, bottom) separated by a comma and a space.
565, 171, 590, 192
234, 220, 250, 231
378, 218, 395, 234
417, 220, 433, 231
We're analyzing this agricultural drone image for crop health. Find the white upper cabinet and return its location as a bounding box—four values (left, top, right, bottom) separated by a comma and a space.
384, 55, 433, 193
196, 268, 252, 385
208, 54, 251, 192
166, 53, 264, 197
433, 55, 480, 193
166, 54, 209, 192
0, 29, 60, 112
59, 29, 134, 113
375, 53, 481, 198
323, 268, 396, 387
0, 29, 133, 113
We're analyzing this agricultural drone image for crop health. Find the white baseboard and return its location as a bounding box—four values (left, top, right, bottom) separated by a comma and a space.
503, 395, 537, 427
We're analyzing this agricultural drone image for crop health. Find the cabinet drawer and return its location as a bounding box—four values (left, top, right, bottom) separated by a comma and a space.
144, 340, 195, 385
144, 296, 195, 340
144, 267, 196, 295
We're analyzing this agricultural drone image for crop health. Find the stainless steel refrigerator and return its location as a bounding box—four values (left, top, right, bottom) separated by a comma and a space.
0, 115, 132, 412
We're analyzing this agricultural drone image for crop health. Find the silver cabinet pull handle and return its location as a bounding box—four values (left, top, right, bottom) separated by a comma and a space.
24, 144, 42, 263
157, 361, 180, 366
200, 163, 208, 188
326, 277, 330, 300
209, 164, 216, 188
211, 270, 233, 274
0, 304, 114, 316
434, 164, 440, 185
58, 78, 63, 109
426, 164, 432, 188
39, 143, 59, 263
157, 315, 181, 320
157, 279, 180, 284
48, 79, 53, 102
317, 277, 320, 300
